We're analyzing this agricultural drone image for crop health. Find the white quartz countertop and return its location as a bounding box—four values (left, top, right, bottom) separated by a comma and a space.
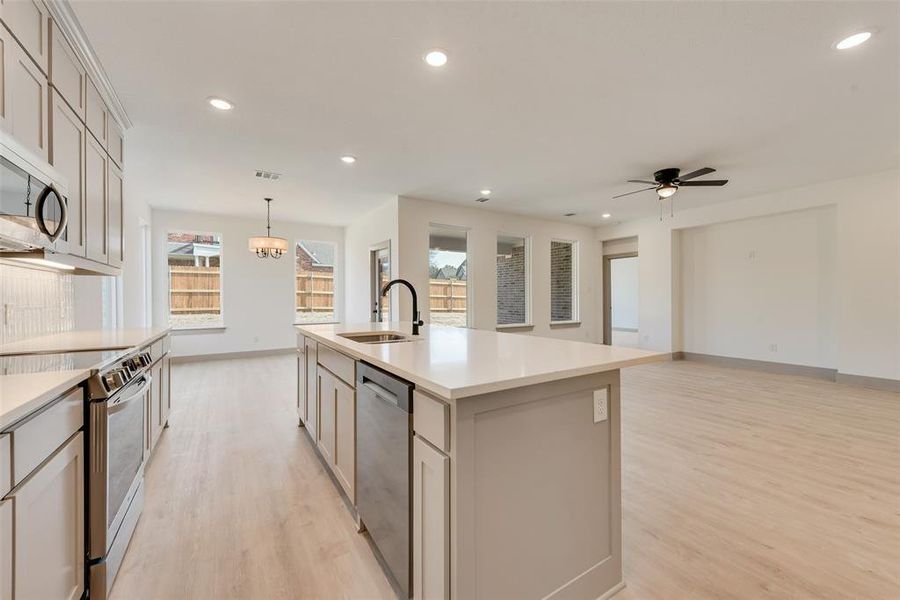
0, 370, 90, 430
296, 322, 666, 400
0, 328, 170, 356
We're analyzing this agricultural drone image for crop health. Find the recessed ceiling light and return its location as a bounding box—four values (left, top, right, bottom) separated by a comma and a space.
480, 189, 492, 196
208, 97, 233, 111
836, 31, 872, 50
601, 213, 612, 219
340, 155, 357, 164
424, 49, 448, 67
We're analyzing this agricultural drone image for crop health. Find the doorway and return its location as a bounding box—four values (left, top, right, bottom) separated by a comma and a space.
370, 241, 391, 322
603, 252, 639, 346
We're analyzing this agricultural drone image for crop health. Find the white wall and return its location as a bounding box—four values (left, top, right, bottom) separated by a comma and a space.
152, 209, 343, 358
396, 196, 600, 342
610, 256, 639, 330
680, 207, 837, 368
596, 169, 900, 380
343, 198, 399, 323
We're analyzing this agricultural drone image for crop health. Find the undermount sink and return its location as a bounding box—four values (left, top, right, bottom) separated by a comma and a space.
338, 331, 417, 344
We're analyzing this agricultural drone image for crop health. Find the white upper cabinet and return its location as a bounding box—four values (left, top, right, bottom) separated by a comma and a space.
49, 89, 86, 257
108, 116, 123, 167
0, 0, 50, 74
106, 160, 123, 267
84, 132, 107, 263
49, 22, 86, 119
0, 25, 49, 161
85, 78, 107, 147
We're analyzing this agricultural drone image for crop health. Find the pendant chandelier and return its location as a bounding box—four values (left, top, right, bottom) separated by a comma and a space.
248, 198, 288, 259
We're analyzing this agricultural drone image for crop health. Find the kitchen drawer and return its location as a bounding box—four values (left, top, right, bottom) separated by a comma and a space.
0, 434, 10, 498
150, 337, 164, 362
414, 390, 450, 453
11, 386, 83, 486
317, 344, 355, 388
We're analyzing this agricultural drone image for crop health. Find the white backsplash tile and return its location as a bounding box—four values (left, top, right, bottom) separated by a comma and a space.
0, 263, 75, 346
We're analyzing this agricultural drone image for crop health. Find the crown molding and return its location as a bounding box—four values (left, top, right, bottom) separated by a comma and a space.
45, 0, 133, 129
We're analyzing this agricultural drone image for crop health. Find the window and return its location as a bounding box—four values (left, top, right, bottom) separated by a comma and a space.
550, 239, 578, 323
167, 232, 223, 328
296, 240, 336, 323
496, 234, 530, 326
429, 225, 469, 327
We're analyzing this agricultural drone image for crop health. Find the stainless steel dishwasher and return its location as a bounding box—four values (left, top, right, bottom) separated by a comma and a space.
356, 362, 414, 598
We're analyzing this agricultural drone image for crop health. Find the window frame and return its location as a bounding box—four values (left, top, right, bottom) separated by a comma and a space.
427, 223, 473, 329
495, 232, 533, 329
294, 238, 340, 325
549, 238, 580, 325
166, 229, 225, 331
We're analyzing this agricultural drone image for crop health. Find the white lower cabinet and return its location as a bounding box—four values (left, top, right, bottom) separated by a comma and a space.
413, 435, 450, 600
332, 375, 355, 503
0, 497, 11, 600
8, 432, 84, 600
317, 369, 336, 464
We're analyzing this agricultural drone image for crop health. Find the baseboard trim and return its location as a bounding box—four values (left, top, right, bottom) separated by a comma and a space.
170, 347, 294, 364
676, 352, 837, 381
835, 373, 900, 393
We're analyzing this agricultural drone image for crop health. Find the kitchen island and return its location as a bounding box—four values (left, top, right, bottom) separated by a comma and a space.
295, 322, 665, 600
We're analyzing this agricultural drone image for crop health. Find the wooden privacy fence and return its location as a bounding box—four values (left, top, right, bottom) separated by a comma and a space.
296, 271, 335, 312
429, 279, 467, 313
169, 266, 221, 314
170, 268, 465, 315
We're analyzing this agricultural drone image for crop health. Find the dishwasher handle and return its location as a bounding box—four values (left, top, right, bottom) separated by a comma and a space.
362, 380, 403, 410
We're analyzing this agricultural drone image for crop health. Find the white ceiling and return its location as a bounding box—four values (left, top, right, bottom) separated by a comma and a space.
71, 1, 900, 226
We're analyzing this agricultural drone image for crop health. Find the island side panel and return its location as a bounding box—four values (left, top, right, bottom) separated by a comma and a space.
451, 370, 622, 600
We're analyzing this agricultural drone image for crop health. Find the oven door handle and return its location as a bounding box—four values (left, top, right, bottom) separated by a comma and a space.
108, 375, 152, 415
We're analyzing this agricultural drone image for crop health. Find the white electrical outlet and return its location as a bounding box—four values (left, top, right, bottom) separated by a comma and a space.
593, 388, 608, 423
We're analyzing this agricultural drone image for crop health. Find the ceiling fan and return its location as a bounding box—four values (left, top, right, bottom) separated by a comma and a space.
613, 167, 728, 199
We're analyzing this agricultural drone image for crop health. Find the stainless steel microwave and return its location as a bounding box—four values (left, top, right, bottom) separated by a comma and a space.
0, 132, 69, 254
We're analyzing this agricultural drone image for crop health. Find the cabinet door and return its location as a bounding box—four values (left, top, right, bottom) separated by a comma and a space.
2, 30, 48, 160
413, 435, 450, 600
85, 78, 106, 147
305, 338, 318, 440
149, 360, 162, 451
0, 498, 11, 600
84, 132, 107, 263
297, 348, 307, 423
49, 21, 85, 119
11, 432, 84, 600
49, 89, 85, 256
106, 161, 123, 267
333, 377, 355, 503
0, 0, 49, 75
108, 117, 124, 167
317, 368, 336, 464
160, 355, 171, 427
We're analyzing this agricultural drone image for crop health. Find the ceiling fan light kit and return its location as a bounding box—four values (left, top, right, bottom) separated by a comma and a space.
249, 198, 288, 258
614, 166, 729, 218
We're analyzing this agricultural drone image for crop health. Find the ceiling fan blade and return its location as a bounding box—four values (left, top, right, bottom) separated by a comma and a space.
627, 179, 657, 185
679, 179, 728, 186
678, 167, 716, 181
612, 186, 656, 199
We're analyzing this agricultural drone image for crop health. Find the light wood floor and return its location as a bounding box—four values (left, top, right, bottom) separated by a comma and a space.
111, 356, 900, 600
